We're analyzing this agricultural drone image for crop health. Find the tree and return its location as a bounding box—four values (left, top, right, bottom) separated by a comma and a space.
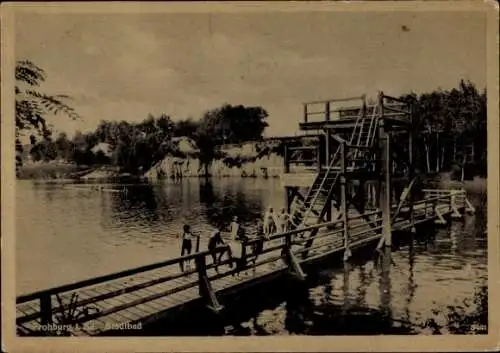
55, 132, 73, 161
197, 104, 269, 145
173, 118, 198, 137
15, 60, 80, 173
399, 80, 486, 178
190, 104, 269, 175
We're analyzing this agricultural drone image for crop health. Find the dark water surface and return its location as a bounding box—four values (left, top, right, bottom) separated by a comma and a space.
16, 178, 487, 335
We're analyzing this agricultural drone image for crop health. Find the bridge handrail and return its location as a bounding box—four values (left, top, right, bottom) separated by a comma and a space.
17, 218, 346, 304
288, 146, 317, 151
17, 219, 347, 328
423, 188, 465, 194
381, 94, 411, 104
16, 246, 229, 304
303, 96, 364, 105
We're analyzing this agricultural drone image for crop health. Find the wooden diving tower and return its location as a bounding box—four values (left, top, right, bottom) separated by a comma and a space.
281, 92, 419, 256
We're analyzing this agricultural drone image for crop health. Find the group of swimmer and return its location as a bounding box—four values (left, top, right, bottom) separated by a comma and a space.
178, 207, 299, 275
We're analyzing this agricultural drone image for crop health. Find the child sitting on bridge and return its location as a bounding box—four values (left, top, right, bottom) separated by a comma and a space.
208, 223, 234, 273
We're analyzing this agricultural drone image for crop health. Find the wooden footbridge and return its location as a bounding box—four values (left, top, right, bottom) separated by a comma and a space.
16, 92, 475, 336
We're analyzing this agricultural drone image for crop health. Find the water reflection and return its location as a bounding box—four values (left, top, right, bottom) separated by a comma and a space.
378, 246, 392, 319
284, 282, 313, 334
342, 262, 351, 315
355, 264, 369, 308
405, 237, 417, 325
16, 178, 284, 293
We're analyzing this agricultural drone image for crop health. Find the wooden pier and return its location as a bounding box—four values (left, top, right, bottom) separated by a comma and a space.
16, 91, 476, 336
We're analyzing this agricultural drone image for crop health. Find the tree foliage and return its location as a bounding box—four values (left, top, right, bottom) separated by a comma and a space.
197, 104, 268, 145
399, 80, 487, 178
24, 104, 269, 176
15, 60, 81, 173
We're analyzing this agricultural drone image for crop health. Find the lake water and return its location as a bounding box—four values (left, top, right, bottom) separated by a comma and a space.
16, 178, 488, 335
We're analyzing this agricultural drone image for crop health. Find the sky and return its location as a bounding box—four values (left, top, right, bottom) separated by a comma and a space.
15, 9, 487, 138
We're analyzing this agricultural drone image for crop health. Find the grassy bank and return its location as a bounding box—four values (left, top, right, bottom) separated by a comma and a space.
17, 162, 92, 180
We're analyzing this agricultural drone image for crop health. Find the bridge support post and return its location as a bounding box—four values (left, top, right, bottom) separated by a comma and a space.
195, 254, 224, 314
285, 234, 306, 280
316, 143, 322, 173
379, 119, 392, 246
408, 105, 416, 234
284, 144, 290, 174
340, 142, 351, 260
325, 130, 333, 223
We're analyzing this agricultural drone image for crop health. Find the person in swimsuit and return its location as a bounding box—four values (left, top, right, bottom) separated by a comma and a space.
249, 221, 266, 268
229, 217, 250, 276
230, 216, 240, 242
263, 207, 278, 236
179, 224, 195, 272
208, 223, 233, 273
277, 208, 291, 233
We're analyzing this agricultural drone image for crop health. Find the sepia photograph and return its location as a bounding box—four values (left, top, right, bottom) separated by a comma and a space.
2, 1, 499, 352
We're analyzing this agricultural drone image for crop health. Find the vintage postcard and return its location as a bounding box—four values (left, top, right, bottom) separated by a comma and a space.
1, 1, 499, 352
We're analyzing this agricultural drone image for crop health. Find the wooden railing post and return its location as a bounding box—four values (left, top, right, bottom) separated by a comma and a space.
325, 130, 330, 167
316, 143, 322, 173
40, 294, 53, 325
362, 94, 367, 118
284, 144, 290, 173
195, 253, 223, 313
304, 104, 308, 123
325, 101, 330, 121
195, 254, 207, 297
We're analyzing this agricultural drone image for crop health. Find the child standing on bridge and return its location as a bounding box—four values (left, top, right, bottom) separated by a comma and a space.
263, 207, 278, 236
277, 208, 291, 233
179, 224, 197, 272
248, 221, 266, 270
229, 216, 251, 276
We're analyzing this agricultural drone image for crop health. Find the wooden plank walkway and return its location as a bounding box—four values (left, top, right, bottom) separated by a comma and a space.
16, 189, 473, 336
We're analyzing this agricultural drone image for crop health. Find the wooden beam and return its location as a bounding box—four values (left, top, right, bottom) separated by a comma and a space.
340, 142, 350, 260
195, 254, 224, 313
379, 92, 392, 247
435, 206, 447, 225
286, 247, 306, 280
284, 144, 290, 173
39, 295, 53, 325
